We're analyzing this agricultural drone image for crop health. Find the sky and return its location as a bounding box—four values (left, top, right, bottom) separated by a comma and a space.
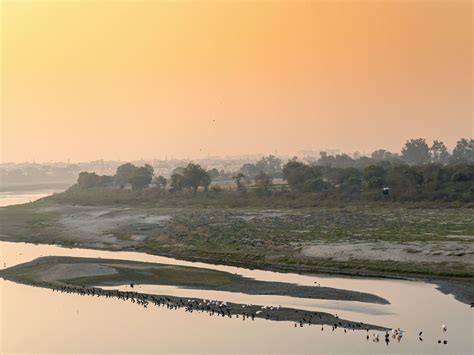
1, 0, 472, 163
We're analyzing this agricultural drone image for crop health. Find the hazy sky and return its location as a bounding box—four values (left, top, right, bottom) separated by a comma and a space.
1, 0, 472, 163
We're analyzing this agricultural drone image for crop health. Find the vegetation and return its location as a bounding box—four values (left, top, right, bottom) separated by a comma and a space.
1, 200, 472, 279
67, 137, 472, 204
69, 162, 473, 205
170, 163, 211, 192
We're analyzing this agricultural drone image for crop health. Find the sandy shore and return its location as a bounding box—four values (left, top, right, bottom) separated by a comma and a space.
0, 256, 389, 304
0, 258, 390, 331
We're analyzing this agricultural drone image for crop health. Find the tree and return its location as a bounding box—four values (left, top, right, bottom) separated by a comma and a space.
182, 163, 211, 192
386, 165, 423, 197
341, 175, 363, 194
170, 173, 184, 190
129, 167, 152, 191
303, 177, 328, 192
371, 149, 388, 160
451, 165, 474, 182
421, 164, 446, 192
239, 163, 259, 178
155, 176, 167, 190
239, 155, 283, 179
98, 175, 114, 187
401, 138, 431, 165
255, 155, 282, 177
115, 163, 138, 188
371, 149, 400, 161
207, 168, 220, 179
144, 164, 154, 176
232, 172, 245, 190
430, 140, 449, 164
282, 159, 321, 190
200, 172, 212, 192
254, 171, 272, 191
77, 172, 100, 189
318, 152, 335, 166
364, 165, 386, 189
452, 138, 474, 163
326, 167, 361, 186
172, 166, 186, 175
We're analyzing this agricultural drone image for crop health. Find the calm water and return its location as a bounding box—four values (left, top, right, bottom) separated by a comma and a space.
0, 188, 60, 207
0, 195, 472, 354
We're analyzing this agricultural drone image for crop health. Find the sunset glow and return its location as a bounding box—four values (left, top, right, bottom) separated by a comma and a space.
1, 0, 472, 162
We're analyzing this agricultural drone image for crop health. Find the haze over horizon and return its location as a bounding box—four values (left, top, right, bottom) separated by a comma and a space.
1, 1, 472, 163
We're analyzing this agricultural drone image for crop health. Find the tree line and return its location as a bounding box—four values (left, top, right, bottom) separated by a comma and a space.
74, 137, 473, 201
77, 162, 212, 192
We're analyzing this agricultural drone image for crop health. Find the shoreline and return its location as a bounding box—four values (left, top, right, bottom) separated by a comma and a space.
0, 277, 390, 332
0, 255, 390, 304
1, 239, 472, 306
1, 199, 472, 306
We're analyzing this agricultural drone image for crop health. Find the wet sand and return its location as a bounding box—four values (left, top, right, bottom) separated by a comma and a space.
0, 256, 389, 304
0, 261, 390, 331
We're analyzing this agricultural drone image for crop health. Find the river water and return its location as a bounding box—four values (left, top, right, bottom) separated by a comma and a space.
0, 193, 472, 354
0, 187, 62, 207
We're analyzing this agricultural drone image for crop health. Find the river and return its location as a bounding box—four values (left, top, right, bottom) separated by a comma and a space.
0, 192, 472, 354
0, 185, 66, 207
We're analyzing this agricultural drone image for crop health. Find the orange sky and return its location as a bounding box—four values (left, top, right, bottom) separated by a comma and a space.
1, 0, 472, 162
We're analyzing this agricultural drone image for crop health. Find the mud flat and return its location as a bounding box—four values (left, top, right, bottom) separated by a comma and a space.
0, 256, 391, 331
0, 256, 389, 304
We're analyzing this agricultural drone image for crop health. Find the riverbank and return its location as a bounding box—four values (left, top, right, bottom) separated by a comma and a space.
0, 199, 472, 304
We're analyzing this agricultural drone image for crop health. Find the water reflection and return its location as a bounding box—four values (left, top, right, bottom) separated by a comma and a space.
0, 190, 59, 207
0, 241, 472, 353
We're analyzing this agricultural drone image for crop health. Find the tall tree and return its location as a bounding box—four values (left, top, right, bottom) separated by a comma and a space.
430, 140, 449, 164
129, 167, 152, 191
170, 173, 184, 190
282, 159, 320, 190
254, 171, 272, 191
364, 165, 386, 188
239, 163, 259, 178
115, 163, 138, 188
200, 172, 212, 192
182, 163, 211, 192
401, 138, 431, 165
144, 164, 155, 176
232, 172, 245, 190
371, 149, 388, 160
77, 172, 100, 189
452, 138, 474, 163
255, 155, 282, 176
155, 176, 167, 190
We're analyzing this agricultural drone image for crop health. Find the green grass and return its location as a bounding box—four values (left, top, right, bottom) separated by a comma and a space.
135, 206, 474, 277
1, 197, 473, 278
0, 200, 62, 242
47, 187, 474, 208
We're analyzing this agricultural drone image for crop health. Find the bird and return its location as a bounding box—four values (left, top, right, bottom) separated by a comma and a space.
418, 331, 423, 337
442, 324, 447, 332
